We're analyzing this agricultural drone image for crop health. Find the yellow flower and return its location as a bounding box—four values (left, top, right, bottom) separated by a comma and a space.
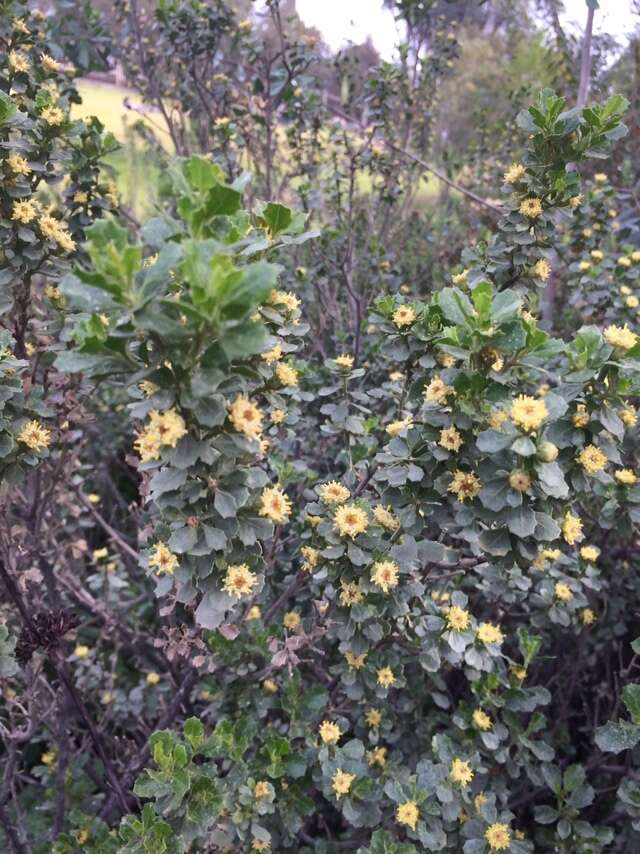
300, 546, 320, 572
446, 606, 470, 632
251, 840, 270, 852
579, 260, 591, 272
519, 197, 543, 218
488, 409, 508, 430
509, 470, 531, 492
621, 286, 632, 295
439, 426, 463, 452
538, 440, 558, 462
148, 542, 179, 576
12, 199, 38, 224
604, 324, 637, 351
389, 370, 405, 382
632, 251, 640, 263
17, 419, 51, 450
335, 354, 354, 369
275, 362, 298, 387
475, 792, 488, 812
396, 800, 419, 830
569, 194, 583, 208
270, 408, 286, 424
319, 720, 342, 744
339, 581, 364, 606
263, 679, 278, 694
334, 504, 368, 538
344, 651, 367, 670
452, 269, 469, 286
41, 106, 65, 126
477, 622, 504, 645
41, 750, 57, 767
6, 152, 31, 176
138, 380, 159, 398
591, 249, 604, 262
229, 395, 263, 439
511, 664, 527, 681
259, 485, 292, 524
581, 608, 596, 625
268, 289, 300, 312
148, 409, 187, 448
254, 780, 271, 799
134, 428, 162, 462
583, 228, 593, 238
146, 672, 160, 685
368, 746, 387, 767
554, 582, 573, 602
373, 504, 400, 530
365, 708, 382, 727
13, 17, 30, 35
393, 305, 416, 327
615, 468, 637, 485
223, 564, 258, 598
318, 480, 350, 504
619, 405, 638, 427
450, 757, 474, 786
386, 417, 413, 437
626, 296, 639, 308
618, 256, 632, 268
332, 769, 356, 798
438, 352, 457, 367
485, 822, 511, 851
580, 545, 599, 562
93, 547, 108, 561
577, 444, 607, 475
448, 470, 481, 502
9, 51, 30, 73
504, 162, 525, 183
594, 173, 608, 184
239, 17, 253, 32
377, 666, 395, 688
510, 395, 548, 431
562, 512, 583, 545
246, 605, 262, 621
261, 343, 282, 364
424, 375, 453, 404
74, 644, 90, 659
573, 404, 590, 428
534, 259, 551, 281
38, 215, 76, 252
473, 709, 492, 731
371, 560, 399, 593
41, 54, 62, 73
283, 610, 301, 630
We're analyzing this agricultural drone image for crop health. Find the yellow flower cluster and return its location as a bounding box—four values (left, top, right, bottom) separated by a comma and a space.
17, 419, 51, 451
134, 408, 187, 462
510, 395, 548, 431
448, 470, 481, 502
424, 375, 454, 405
371, 560, 399, 593
259, 485, 292, 524
446, 605, 470, 632
577, 444, 607, 474
396, 800, 419, 830
373, 504, 400, 530
318, 480, 350, 504
148, 542, 179, 576
334, 504, 368, 538
228, 395, 263, 439
331, 769, 355, 798
485, 823, 511, 851
450, 757, 474, 785
39, 215, 76, 252
393, 305, 416, 328
223, 564, 258, 598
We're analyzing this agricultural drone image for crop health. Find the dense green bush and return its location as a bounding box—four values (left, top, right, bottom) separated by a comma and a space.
2, 1, 640, 853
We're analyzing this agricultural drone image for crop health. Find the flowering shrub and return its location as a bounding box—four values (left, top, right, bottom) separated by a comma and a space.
2, 17, 640, 849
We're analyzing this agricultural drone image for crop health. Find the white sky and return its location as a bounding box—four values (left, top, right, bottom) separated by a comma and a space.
294, 0, 637, 60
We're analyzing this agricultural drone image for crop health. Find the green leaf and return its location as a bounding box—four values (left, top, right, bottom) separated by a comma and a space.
261, 202, 293, 235
595, 720, 640, 753
622, 684, 640, 725
184, 717, 205, 750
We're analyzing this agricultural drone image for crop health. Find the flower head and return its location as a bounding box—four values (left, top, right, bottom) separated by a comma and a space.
38, 215, 76, 252
146, 672, 160, 685
510, 395, 548, 431
562, 512, 583, 545
261, 343, 282, 364
344, 651, 367, 670
371, 560, 399, 593
473, 709, 492, 731
373, 504, 400, 530
334, 504, 368, 538
519, 197, 543, 218
229, 395, 263, 439
615, 468, 637, 485
18, 419, 51, 451
504, 162, 525, 183
534, 259, 551, 281
41, 106, 65, 126
9, 51, 30, 73
223, 564, 258, 598
424, 375, 454, 405
393, 305, 416, 328
577, 444, 607, 475
283, 610, 300, 630
368, 746, 387, 767
148, 409, 187, 448
331, 769, 355, 799
12, 199, 38, 224
386, 417, 413, 437
396, 800, 419, 831
148, 542, 178, 576
6, 152, 31, 176
450, 757, 474, 786
554, 582, 573, 602
439, 426, 463, 452
259, 485, 292, 524
300, 546, 320, 572
580, 545, 599, 562
604, 324, 637, 351
339, 581, 364, 606
318, 480, 350, 504
485, 823, 511, 851
509, 470, 531, 492
377, 666, 395, 688
319, 720, 342, 745
276, 362, 298, 387
365, 708, 382, 727
335, 354, 354, 369
448, 470, 481, 502
477, 622, 504, 645
41, 54, 62, 73
446, 606, 470, 632
268, 289, 300, 313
